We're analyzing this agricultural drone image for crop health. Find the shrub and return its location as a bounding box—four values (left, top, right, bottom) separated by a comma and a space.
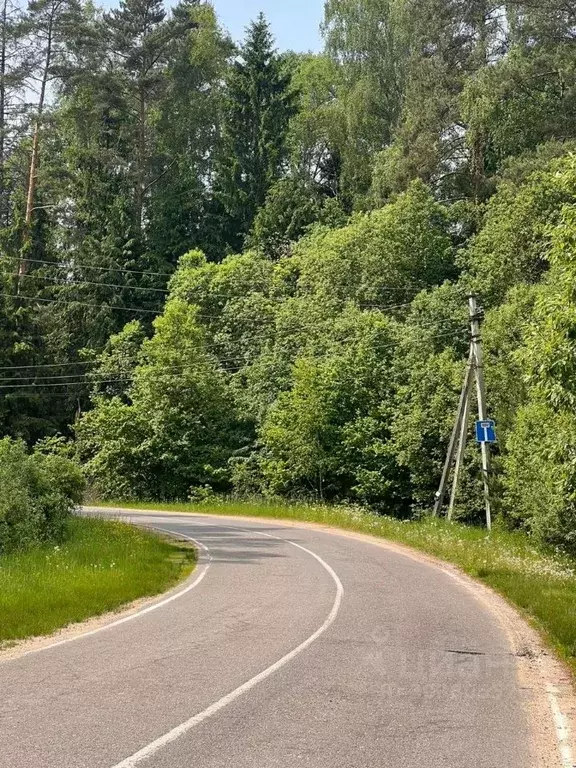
503, 401, 576, 549
0, 438, 85, 553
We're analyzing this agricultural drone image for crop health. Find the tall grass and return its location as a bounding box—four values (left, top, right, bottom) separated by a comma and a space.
0, 516, 195, 644
98, 498, 576, 670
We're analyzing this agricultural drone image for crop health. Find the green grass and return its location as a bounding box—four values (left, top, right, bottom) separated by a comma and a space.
97, 498, 576, 671
0, 516, 195, 645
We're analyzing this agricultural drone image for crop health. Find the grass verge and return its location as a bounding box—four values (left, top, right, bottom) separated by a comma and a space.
97, 498, 576, 671
0, 516, 195, 645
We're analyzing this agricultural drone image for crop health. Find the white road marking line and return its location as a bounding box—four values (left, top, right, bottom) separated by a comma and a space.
442, 567, 576, 767
5, 526, 211, 662
547, 684, 576, 768
109, 528, 344, 768
100, 509, 576, 768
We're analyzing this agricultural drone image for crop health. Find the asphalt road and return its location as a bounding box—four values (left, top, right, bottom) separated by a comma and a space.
0, 510, 536, 768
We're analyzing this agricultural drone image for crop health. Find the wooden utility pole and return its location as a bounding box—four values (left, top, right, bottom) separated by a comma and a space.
433, 295, 493, 530
469, 294, 492, 530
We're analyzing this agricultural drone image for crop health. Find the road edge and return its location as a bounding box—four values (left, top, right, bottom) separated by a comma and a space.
90, 505, 576, 768
5, 504, 575, 767
0, 522, 206, 664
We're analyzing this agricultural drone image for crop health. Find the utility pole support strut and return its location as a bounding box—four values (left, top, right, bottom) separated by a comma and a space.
433, 347, 474, 517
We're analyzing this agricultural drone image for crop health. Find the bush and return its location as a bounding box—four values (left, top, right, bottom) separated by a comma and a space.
0, 438, 85, 553
503, 401, 576, 549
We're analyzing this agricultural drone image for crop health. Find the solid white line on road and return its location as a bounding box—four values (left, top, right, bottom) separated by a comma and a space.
547, 684, 576, 768
6, 526, 211, 662
101, 510, 576, 768
441, 565, 576, 768
109, 527, 344, 768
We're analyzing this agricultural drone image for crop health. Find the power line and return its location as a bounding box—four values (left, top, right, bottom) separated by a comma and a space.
0, 368, 243, 390
0, 372, 125, 383
0, 292, 161, 315
2, 290, 399, 320
0, 357, 247, 382
207, 315, 460, 339
15, 273, 169, 294
0, 293, 463, 343
0, 377, 134, 390
1, 255, 173, 278
0, 319, 468, 375
3, 255, 429, 294
0, 292, 234, 321
0, 360, 99, 371
0, 255, 429, 298
358, 301, 414, 311
4, 275, 420, 308
0, 330, 468, 392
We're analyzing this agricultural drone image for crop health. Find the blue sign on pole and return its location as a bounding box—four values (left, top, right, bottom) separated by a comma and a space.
475, 419, 497, 444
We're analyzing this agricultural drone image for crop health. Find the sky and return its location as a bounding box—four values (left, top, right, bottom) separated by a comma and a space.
212, 0, 324, 52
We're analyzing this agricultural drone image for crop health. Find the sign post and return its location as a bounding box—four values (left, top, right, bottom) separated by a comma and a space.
469, 295, 492, 530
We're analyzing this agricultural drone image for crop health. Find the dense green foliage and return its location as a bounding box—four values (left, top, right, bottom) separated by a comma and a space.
78, 183, 456, 510
0, 437, 84, 552
5, 1, 576, 554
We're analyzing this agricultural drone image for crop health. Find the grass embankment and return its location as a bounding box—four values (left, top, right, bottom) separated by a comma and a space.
0, 516, 195, 645
98, 498, 576, 670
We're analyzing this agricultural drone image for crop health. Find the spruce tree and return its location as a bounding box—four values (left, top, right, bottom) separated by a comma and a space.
212, 13, 296, 255
148, 0, 233, 265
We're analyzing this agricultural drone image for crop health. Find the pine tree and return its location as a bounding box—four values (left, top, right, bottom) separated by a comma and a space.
512, 0, 576, 46
322, 0, 406, 204
372, 0, 507, 202
17, 0, 96, 280
212, 13, 296, 255
105, 0, 169, 236
0, 0, 27, 228
461, 1, 576, 187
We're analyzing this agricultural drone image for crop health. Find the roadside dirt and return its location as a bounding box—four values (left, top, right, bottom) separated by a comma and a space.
4, 507, 575, 767
136, 508, 576, 768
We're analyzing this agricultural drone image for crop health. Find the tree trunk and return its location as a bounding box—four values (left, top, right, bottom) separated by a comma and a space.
0, 0, 8, 227
135, 85, 146, 234
19, 0, 57, 285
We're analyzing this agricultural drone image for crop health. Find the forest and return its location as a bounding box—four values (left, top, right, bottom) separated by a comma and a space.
3, 0, 576, 551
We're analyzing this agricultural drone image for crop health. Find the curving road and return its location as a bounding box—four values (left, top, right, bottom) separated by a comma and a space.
0, 510, 549, 767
